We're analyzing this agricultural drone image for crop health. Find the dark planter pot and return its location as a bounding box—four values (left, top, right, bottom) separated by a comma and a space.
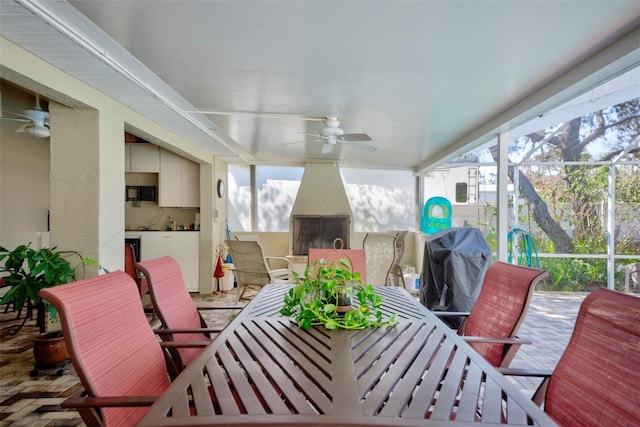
31, 331, 68, 376
323, 286, 353, 314
335, 287, 353, 313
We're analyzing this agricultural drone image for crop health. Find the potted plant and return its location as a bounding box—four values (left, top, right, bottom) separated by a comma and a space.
0, 243, 100, 374
280, 258, 397, 330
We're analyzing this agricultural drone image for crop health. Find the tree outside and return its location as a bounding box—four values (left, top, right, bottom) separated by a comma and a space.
443, 95, 640, 291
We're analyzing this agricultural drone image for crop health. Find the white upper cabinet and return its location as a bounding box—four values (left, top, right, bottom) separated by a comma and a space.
159, 149, 200, 207
125, 143, 160, 173
180, 157, 200, 207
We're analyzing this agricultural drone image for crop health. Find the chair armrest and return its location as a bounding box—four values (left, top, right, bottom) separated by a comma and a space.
269, 267, 293, 280
433, 311, 470, 318
462, 336, 533, 345
265, 257, 295, 278
160, 341, 210, 349
61, 395, 157, 409
197, 305, 244, 311
498, 367, 553, 406
497, 367, 553, 378
230, 267, 267, 274
154, 328, 222, 335
265, 256, 294, 268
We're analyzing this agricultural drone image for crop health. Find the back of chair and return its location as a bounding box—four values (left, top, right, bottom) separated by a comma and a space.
124, 243, 148, 296
461, 261, 548, 367
136, 256, 208, 368
307, 248, 367, 282
387, 231, 408, 287
124, 243, 137, 278
40, 271, 170, 427
630, 262, 640, 289
544, 288, 640, 426
363, 232, 398, 286
225, 240, 271, 285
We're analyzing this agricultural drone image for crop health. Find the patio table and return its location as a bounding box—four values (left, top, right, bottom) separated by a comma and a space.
137, 285, 556, 426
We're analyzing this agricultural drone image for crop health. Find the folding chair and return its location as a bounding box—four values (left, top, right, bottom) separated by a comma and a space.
435, 261, 548, 367
308, 237, 366, 283
39, 271, 172, 427
136, 255, 243, 370
363, 232, 398, 286
501, 288, 640, 426
226, 239, 294, 301
124, 243, 154, 317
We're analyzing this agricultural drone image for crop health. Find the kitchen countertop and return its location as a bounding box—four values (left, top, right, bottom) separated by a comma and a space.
125, 229, 199, 232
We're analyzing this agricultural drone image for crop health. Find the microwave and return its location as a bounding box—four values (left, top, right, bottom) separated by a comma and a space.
126, 185, 156, 202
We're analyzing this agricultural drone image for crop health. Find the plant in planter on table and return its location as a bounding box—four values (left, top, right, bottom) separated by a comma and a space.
0, 243, 102, 375
280, 258, 398, 330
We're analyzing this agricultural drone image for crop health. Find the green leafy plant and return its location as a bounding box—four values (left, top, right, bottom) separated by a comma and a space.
280, 258, 398, 330
0, 243, 103, 332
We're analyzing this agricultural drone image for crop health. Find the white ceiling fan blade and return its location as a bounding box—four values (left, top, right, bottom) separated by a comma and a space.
14, 120, 51, 137
340, 133, 372, 142
0, 117, 30, 124
345, 141, 377, 152
281, 139, 308, 146
321, 143, 335, 154
301, 132, 326, 139
14, 123, 30, 133
1, 110, 31, 121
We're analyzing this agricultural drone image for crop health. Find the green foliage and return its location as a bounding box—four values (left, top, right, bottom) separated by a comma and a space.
280, 258, 398, 330
495, 249, 632, 292
616, 166, 640, 202
0, 243, 100, 313
537, 257, 623, 292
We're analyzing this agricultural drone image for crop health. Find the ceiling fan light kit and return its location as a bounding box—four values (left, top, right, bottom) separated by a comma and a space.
24, 123, 51, 138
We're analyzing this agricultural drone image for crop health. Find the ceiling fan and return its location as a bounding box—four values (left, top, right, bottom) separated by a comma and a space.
0, 93, 50, 138
185, 109, 376, 154
287, 116, 376, 154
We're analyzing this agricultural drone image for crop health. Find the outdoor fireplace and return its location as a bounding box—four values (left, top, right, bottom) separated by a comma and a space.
292, 215, 350, 255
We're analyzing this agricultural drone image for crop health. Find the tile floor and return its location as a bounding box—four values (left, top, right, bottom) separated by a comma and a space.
0, 289, 585, 426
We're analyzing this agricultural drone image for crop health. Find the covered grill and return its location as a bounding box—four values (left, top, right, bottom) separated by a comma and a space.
419, 227, 492, 327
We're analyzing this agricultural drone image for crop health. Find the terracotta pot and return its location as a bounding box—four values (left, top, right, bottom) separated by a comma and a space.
32, 331, 68, 369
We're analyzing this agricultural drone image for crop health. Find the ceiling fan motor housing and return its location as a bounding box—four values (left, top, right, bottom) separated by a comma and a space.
319, 117, 344, 138
319, 126, 344, 137
21, 108, 50, 138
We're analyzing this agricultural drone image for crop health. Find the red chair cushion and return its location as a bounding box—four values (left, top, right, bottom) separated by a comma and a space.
308, 248, 367, 282
137, 256, 209, 367
544, 288, 640, 426
463, 262, 545, 366
40, 271, 170, 427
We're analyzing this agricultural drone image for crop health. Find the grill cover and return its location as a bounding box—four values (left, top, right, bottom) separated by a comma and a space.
419, 227, 492, 327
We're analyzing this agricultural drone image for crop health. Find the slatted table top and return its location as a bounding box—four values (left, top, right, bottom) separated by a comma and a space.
137, 285, 556, 426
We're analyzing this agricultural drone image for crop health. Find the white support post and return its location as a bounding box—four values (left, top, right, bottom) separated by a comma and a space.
497, 131, 510, 262
607, 165, 616, 289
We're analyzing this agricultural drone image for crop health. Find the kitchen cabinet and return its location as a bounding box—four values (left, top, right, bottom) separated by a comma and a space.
130, 231, 200, 292
159, 149, 200, 207
125, 144, 160, 173
180, 159, 199, 207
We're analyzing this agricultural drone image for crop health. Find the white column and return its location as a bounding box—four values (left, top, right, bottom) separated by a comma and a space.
607, 165, 616, 289
497, 131, 509, 262
199, 163, 215, 294
49, 101, 124, 275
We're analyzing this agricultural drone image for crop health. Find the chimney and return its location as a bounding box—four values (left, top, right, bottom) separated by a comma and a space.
289, 161, 353, 254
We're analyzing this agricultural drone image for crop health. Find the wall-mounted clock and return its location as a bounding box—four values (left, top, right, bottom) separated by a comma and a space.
217, 179, 225, 198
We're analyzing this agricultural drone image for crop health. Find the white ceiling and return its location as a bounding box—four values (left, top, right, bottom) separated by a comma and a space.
1, 0, 639, 172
